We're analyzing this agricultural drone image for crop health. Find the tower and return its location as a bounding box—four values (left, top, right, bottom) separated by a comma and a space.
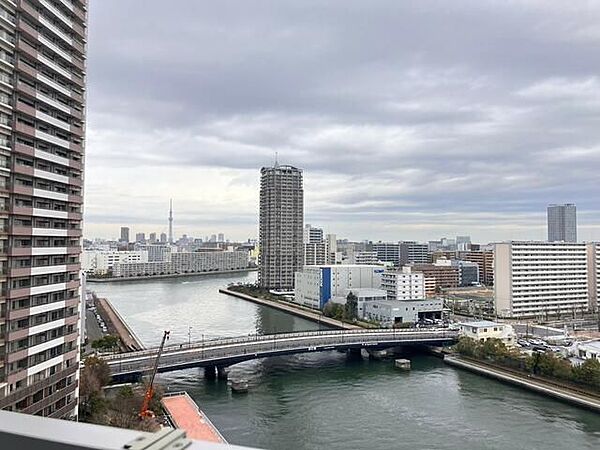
547, 204, 577, 242
168, 199, 173, 244
0, 0, 88, 419
259, 164, 304, 290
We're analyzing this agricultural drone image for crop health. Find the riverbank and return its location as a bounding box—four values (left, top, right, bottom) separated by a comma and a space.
96, 297, 145, 351
87, 268, 257, 283
219, 287, 361, 330
444, 355, 600, 412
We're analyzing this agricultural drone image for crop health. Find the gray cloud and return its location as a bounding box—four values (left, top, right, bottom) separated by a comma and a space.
84, 0, 600, 242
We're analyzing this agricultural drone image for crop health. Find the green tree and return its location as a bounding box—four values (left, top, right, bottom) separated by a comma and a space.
92, 335, 120, 352
572, 358, 600, 388
323, 302, 344, 320
454, 337, 480, 357
343, 291, 358, 321
79, 356, 111, 421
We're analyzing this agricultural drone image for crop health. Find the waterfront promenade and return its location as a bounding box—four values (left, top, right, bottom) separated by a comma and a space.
96, 297, 145, 351
444, 355, 600, 412
219, 287, 360, 329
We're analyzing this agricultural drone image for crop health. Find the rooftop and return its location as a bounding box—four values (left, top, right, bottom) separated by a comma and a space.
459, 320, 503, 328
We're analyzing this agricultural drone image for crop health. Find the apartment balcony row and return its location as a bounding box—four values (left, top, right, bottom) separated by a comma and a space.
15, 96, 84, 138
10, 205, 82, 221
8, 279, 80, 299
7, 330, 78, 364
6, 346, 78, 385
16, 37, 84, 88
16, 79, 84, 122
17, 0, 85, 44
7, 245, 81, 257
0, 363, 77, 410
6, 309, 79, 343
37, 0, 85, 36
16, 60, 83, 104
10, 225, 82, 237
55, 0, 87, 23
20, 377, 77, 416
14, 141, 83, 170
8, 260, 79, 277
11, 182, 83, 204
14, 119, 83, 153
13, 165, 83, 190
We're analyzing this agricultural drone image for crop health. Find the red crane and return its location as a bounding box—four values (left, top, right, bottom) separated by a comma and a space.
139, 330, 170, 419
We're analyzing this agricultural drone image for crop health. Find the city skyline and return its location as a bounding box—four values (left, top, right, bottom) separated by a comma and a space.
83, 1, 600, 243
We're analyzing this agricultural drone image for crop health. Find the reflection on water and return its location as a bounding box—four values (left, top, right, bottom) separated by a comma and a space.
92, 273, 600, 450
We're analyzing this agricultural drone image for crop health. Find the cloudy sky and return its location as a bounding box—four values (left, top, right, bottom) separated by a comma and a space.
84, 0, 600, 243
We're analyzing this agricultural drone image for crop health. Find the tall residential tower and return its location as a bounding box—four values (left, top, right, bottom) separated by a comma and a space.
0, 0, 87, 419
259, 164, 303, 290
547, 203, 577, 242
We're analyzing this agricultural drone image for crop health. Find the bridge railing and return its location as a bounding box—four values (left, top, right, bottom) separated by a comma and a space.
106, 329, 459, 374
102, 327, 455, 361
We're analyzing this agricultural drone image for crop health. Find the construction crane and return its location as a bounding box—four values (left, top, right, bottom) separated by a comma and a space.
139, 330, 170, 419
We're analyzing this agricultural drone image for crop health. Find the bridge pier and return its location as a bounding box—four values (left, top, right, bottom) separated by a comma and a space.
204, 365, 217, 379
217, 366, 229, 380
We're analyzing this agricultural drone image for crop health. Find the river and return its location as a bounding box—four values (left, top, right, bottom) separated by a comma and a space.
91, 272, 600, 450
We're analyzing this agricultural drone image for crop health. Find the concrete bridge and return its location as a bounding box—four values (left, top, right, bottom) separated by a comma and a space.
103, 328, 458, 382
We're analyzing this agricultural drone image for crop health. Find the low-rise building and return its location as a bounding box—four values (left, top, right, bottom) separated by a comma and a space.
294, 265, 384, 309
330, 288, 387, 318
362, 298, 444, 327
458, 321, 516, 347
573, 340, 600, 361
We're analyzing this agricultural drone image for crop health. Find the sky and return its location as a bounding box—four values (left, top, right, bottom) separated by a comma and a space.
83, 0, 600, 243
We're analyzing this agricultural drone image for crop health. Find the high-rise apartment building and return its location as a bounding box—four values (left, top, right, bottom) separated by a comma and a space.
399, 241, 429, 265
372, 242, 400, 266
0, 0, 87, 419
495, 241, 589, 318
381, 266, 425, 301
259, 164, 303, 290
119, 226, 129, 243
547, 203, 577, 242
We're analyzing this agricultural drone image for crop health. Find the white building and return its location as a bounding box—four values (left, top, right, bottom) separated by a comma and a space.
494, 241, 590, 318
112, 251, 249, 278
294, 265, 385, 309
82, 250, 149, 276
381, 267, 425, 300
458, 321, 516, 347
363, 298, 444, 327
330, 288, 387, 318
354, 251, 379, 265
573, 340, 600, 361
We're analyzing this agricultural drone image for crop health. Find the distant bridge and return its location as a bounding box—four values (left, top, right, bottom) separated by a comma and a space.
103, 328, 458, 381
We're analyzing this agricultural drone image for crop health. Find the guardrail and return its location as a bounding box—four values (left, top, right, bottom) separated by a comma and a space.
105, 328, 459, 375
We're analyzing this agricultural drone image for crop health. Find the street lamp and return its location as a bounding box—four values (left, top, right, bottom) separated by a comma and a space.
188, 326, 192, 346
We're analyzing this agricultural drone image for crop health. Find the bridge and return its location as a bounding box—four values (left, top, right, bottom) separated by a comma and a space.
103, 328, 458, 382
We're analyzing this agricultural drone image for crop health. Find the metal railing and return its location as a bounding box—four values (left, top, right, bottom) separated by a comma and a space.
105, 328, 459, 375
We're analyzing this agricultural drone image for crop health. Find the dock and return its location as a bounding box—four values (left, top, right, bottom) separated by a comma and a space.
161, 392, 227, 444
96, 297, 145, 351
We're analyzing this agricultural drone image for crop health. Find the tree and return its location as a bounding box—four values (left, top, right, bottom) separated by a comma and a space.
572, 358, 600, 389
92, 335, 120, 352
455, 337, 479, 357
79, 356, 111, 421
323, 302, 344, 320
343, 291, 358, 321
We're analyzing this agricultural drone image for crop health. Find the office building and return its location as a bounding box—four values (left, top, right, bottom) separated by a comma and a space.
217, 233, 224, 243
411, 263, 460, 293
0, 0, 87, 418
381, 267, 425, 301
462, 250, 494, 286
495, 241, 589, 318
303, 224, 327, 266
148, 232, 157, 243
373, 242, 400, 266
135, 232, 145, 243
159, 232, 167, 244
259, 164, 303, 290
456, 236, 471, 251
399, 241, 429, 265
547, 203, 577, 242
119, 227, 129, 243
294, 265, 384, 309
